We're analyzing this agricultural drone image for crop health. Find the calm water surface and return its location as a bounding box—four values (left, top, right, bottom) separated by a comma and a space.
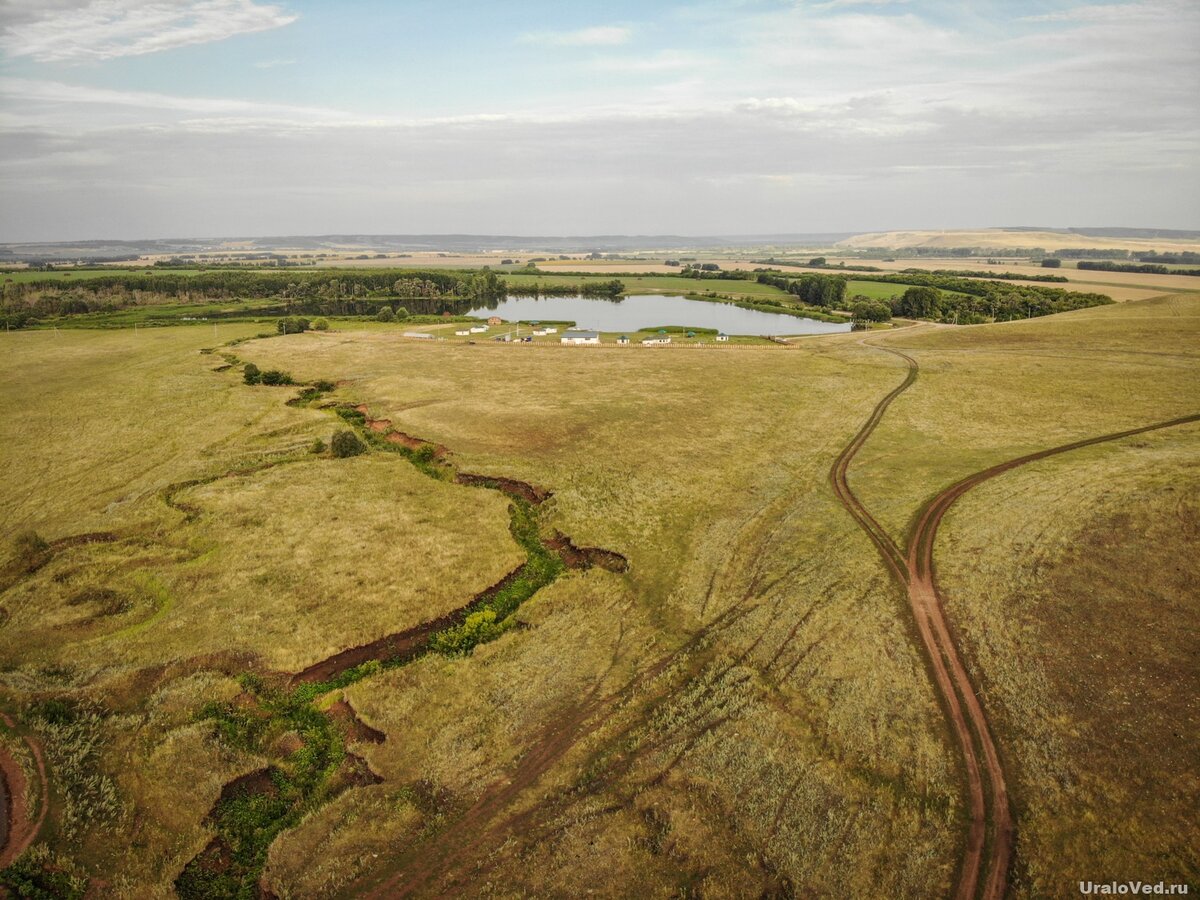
465, 294, 850, 336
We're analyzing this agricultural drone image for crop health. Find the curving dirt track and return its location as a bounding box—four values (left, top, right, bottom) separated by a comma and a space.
0, 711, 49, 869
830, 338, 1199, 900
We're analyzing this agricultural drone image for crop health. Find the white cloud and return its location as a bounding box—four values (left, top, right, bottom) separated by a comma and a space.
587, 50, 699, 73
518, 25, 631, 46
810, 0, 909, 8
0, 1, 1197, 239
1018, 1, 1168, 22
0, 77, 341, 119
0, 0, 298, 63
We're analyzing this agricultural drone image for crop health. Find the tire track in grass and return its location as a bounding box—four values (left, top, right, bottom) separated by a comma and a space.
905, 409, 1200, 900
831, 336, 1200, 900
0, 712, 49, 870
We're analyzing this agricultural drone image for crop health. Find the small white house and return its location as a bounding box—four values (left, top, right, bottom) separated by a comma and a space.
455, 329, 471, 336
532, 329, 547, 336
716, 332, 730, 342
403, 331, 434, 340
469, 325, 488, 334
561, 330, 600, 345
642, 335, 671, 345
616, 335, 630, 345
543, 327, 558, 334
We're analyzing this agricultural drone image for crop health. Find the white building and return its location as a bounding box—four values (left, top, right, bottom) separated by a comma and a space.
532, 329, 547, 336
543, 327, 558, 334
561, 330, 600, 345
455, 329, 471, 336
716, 332, 730, 342
403, 331, 434, 340
642, 335, 672, 345
469, 325, 488, 334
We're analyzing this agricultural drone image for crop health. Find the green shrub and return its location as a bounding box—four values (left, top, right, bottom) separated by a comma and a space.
260, 369, 294, 386
894, 286, 942, 319
430, 609, 507, 655
314, 379, 335, 392
330, 430, 366, 458
850, 299, 892, 324
12, 529, 48, 559
376, 306, 395, 323
0, 845, 86, 899
335, 408, 366, 425
312, 318, 330, 331
309, 438, 326, 454
243, 363, 261, 385
277, 316, 310, 335
394, 306, 409, 319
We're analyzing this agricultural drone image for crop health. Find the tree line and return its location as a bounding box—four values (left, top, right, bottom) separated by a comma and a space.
1077, 261, 1200, 276
758, 270, 1111, 323
0, 268, 510, 328
756, 272, 848, 307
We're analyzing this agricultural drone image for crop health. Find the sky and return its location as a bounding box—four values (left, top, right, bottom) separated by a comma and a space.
0, 0, 1197, 241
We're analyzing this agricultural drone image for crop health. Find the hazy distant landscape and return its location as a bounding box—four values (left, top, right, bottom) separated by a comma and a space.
1, 1, 1197, 898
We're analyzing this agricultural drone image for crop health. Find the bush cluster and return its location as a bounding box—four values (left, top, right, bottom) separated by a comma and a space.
276, 316, 310, 334
850, 299, 892, 323
330, 430, 366, 458
242, 363, 293, 385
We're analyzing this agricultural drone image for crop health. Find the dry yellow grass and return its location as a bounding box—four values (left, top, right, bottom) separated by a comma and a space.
241, 331, 965, 896
2, 291, 1196, 897
852, 295, 1200, 543
935, 425, 1200, 896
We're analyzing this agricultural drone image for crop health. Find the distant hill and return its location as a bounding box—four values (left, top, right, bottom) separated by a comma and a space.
836, 229, 1200, 252
4, 228, 1199, 263
0, 233, 859, 262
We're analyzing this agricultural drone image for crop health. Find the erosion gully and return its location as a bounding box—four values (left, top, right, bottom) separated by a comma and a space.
6, 333, 1195, 898
1, 342, 627, 899
831, 337, 1199, 900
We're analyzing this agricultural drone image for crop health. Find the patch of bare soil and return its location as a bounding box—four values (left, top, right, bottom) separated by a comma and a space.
288, 563, 525, 687
325, 699, 385, 744
546, 532, 629, 573
0, 712, 49, 869
454, 472, 550, 504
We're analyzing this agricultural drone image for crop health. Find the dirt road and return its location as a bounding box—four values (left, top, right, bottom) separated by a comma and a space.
832, 338, 1200, 899
0, 712, 49, 869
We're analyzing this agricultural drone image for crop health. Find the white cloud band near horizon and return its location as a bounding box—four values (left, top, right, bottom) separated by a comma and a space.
0, 0, 1196, 240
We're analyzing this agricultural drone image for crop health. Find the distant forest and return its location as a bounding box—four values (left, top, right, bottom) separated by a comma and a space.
0, 269, 625, 328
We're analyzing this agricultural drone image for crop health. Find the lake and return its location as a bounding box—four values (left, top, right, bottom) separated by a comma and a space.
465, 294, 850, 336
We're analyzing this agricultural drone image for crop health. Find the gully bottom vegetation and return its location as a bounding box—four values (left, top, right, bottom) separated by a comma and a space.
0, 292, 1197, 897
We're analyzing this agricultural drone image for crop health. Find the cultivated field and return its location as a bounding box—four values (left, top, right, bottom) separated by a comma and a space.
836, 229, 1200, 253
1, 291, 1197, 897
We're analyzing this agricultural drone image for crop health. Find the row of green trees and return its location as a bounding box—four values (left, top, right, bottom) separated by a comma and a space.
1078, 260, 1199, 276
3, 268, 507, 303
756, 272, 848, 307
890, 284, 1111, 323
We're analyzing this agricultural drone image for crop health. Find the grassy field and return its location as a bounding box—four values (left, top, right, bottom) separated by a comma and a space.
936, 424, 1199, 896
1, 267, 207, 282
503, 271, 793, 299
852, 294, 1200, 543
1, 292, 1196, 896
